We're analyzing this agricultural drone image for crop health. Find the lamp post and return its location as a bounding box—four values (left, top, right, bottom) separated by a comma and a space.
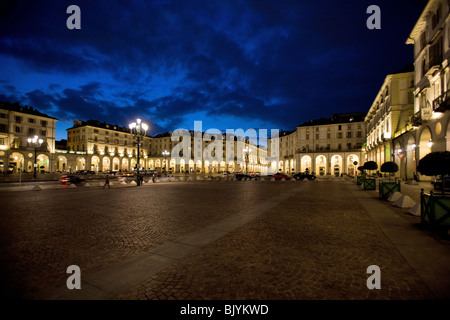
129, 118, 148, 186
162, 150, 170, 176
27, 135, 43, 179
243, 146, 250, 175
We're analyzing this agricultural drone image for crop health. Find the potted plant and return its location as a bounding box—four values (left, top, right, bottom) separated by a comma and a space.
363, 161, 377, 190
379, 161, 400, 200
356, 166, 366, 185
417, 151, 450, 228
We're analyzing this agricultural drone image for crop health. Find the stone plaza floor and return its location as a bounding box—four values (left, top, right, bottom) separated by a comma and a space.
0, 176, 449, 300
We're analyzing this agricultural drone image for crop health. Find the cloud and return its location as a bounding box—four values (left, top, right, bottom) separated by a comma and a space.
0, 0, 427, 139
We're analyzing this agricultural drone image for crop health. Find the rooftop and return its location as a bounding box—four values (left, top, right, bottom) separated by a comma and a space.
297, 112, 367, 127
0, 101, 58, 120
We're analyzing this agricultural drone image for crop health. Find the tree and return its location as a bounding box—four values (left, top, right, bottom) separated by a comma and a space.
363, 161, 378, 177
417, 151, 450, 195
357, 166, 365, 175
380, 161, 399, 182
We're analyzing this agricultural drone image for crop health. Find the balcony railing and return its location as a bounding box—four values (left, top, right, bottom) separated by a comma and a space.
409, 111, 423, 126
432, 89, 450, 113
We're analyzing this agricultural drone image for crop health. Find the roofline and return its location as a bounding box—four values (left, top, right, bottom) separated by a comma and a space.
406, 0, 439, 44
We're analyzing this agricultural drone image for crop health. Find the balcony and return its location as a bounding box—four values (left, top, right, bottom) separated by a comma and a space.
432, 89, 450, 113
409, 111, 423, 126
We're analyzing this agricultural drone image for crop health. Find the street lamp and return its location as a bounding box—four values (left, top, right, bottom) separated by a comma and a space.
27, 135, 43, 179
162, 149, 170, 176
129, 118, 148, 186
243, 146, 251, 175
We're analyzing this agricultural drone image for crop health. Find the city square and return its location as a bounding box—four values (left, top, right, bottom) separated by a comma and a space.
0, 175, 449, 301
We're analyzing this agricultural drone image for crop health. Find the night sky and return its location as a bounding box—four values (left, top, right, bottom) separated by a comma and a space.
0, 0, 427, 140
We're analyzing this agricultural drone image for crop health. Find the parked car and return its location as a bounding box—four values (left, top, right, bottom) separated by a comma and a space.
293, 172, 317, 181
59, 175, 85, 185
235, 173, 254, 181
433, 175, 450, 190
76, 170, 96, 175
272, 173, 291, 181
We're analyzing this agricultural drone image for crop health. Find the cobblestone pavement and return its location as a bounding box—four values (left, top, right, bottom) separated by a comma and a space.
0, 180, 294, 299
113, 178, 448, 300
1, 177, 449, 300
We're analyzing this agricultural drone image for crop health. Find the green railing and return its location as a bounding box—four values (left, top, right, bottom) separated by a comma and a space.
379, 181, 401, 200
356, 176, 366, 186
421, 189, 450, 227
363, 178, 376, 190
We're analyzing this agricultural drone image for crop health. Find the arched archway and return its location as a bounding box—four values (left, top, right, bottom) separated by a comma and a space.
418, 127, 433, 181
122, 158, 129, 171
57, 156, 68, 172
91, 156, 100, 172
331, 155, 342, 177
102, 157, 111, 172
315, 155, 327, 176
347, 154, 359, 176
112, 157, 120, 171
405, 135, 416, 180
278, 160, 284, 172
37, 154, 49, 172
301, 156, 312, 173
10, 152, 25, 173
76, 157, 86, 172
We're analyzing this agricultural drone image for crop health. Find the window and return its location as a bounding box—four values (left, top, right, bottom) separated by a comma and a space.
327, 133, 331, 139
94, 136, 98, 142
327, 144, 330, 150
28, 128, 36, 135
420, 32, 427, 51
41, 120, 47, 127
357, 131, 362, 138
338, 125, 342, 130
0, 124, 6, 132
0, 113, 6, 118
347, 125, 351, 130
347, 132, 352, 138
15, 116, 21, 123
0, 137, 5, 145
41, 130, 46, 137
315, 127, 319, 132
93, 129, 99, 133
347, 143, 352, 149
315, 134, 319, 139
337, 132, 342, 139
15, 126, 21, 133
306, 134, 309, 140
28, 118, 35, 123
338, 144, 342, 150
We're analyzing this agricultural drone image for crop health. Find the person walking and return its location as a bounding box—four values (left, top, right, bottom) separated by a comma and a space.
103, 174, 110, 189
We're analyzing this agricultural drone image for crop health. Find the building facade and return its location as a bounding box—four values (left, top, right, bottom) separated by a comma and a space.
0, 102, 58, 173
365, 68, 415, 174
58, 120, 270, 174
392, 0, 450, 181
270, 113, 367, 176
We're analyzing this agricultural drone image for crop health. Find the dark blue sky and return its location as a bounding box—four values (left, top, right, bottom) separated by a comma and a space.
0, 0, 427, 140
